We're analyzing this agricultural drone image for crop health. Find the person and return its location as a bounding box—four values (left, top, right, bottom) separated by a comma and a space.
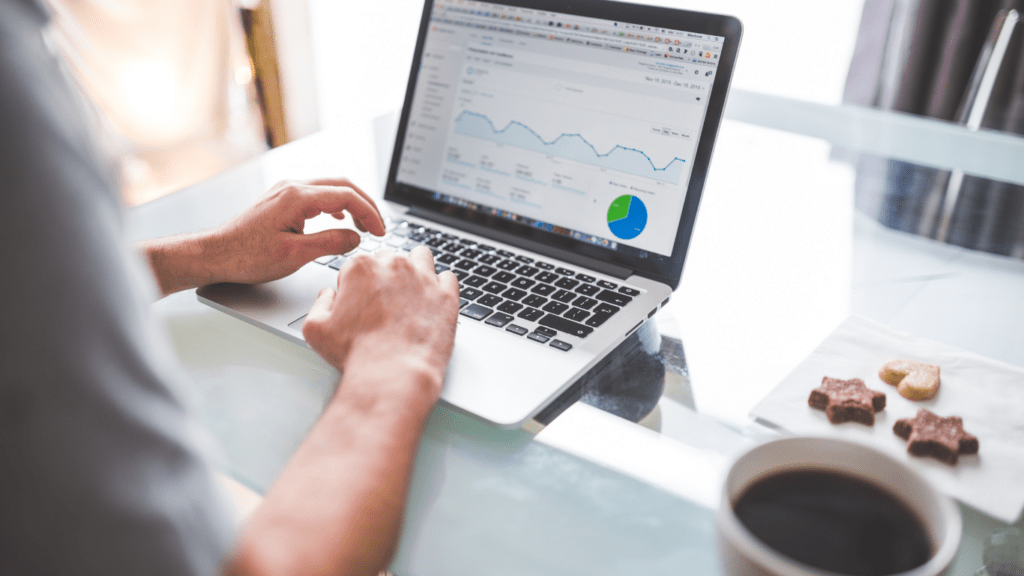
0, 1, 460, 575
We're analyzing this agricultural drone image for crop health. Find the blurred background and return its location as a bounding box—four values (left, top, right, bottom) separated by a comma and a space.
50, 0, 1024, 259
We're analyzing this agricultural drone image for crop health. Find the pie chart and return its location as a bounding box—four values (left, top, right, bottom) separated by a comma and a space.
606, 194, 648, 240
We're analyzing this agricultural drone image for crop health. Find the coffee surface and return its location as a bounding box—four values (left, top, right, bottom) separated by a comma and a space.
734, 470, 931, 576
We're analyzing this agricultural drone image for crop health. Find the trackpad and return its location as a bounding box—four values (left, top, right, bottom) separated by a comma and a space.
288, 314, 307, 331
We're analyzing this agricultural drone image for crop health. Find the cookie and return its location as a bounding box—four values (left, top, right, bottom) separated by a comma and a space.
879, 359, 940, 400
809, 377, 886, 425
893, 408, 978, 465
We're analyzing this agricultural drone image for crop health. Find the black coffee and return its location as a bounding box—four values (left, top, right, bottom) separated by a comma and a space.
734, 470, 932, 576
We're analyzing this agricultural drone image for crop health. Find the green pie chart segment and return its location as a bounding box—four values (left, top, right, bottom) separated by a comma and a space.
606, 195, 647, 240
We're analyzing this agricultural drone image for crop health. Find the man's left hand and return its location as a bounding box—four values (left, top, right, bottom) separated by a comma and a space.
139, 177, 385, 297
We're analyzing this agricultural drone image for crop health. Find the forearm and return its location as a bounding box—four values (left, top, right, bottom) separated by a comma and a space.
137, 232, 222, 297
226, 355, 441, 576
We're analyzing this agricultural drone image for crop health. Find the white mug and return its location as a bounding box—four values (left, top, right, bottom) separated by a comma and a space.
716, 436, 962, 576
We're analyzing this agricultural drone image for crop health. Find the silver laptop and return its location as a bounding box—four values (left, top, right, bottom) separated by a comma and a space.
198, 0, 741, 428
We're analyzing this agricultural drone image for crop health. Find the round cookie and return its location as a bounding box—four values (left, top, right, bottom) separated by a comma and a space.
878, 359, 940, 400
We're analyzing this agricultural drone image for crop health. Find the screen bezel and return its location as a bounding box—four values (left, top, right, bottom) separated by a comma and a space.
385, 0, 742, 289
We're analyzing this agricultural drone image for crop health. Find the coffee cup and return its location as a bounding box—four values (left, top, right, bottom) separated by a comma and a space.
716, 436, 961, 576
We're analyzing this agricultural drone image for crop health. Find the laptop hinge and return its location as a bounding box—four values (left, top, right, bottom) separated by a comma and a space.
407, 206, 634, 280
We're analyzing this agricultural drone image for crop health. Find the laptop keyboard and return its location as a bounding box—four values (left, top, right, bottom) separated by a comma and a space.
313, 218, 644, 352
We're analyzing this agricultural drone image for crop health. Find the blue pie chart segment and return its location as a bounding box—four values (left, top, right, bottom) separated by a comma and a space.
607, 195, 648, 240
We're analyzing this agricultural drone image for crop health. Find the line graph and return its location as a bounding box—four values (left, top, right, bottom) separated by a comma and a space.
453, 111, 685, 184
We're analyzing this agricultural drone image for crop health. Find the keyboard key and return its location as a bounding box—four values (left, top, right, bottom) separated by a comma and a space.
460, 303, 493, 321
482, 281, 506, 294
428, 247, 441, 257
478, 254, 500, 265
551, 289, 576, 303
535, 271, 559, 284
585, 312, 612, 327
422, 227, 440, 236
474, 265, 497, 277
574, 284, 600, 296
517, 307, 543, 322
459, 298, 469, 309
437, 253, 459, 265
554, 277, 579, 289
530, 283, 556, 296
498, 301, 524, 314
555, 267, 575, 276
314, 255, 335, 264
463, 275, 487, 288
501, 287, 527, 301
496, 259, 519, 271
535, 262, 554, 270
454, 259, 478, 270
452, 270, 469, 281
459, 287, 483, 300
575, 273, 596, 283
510, 277, 535, 289
538, 314, 594, 338
492, 271, 516, 284
522, 294, 547, 308
527, 332, 550, 343
619, 286, 641, 296
425, 237, 446, 247
542, 301, 569, 314
515, 255, 534, 263
564, 308, 590, 322
435, 264, 449, 274
496, 249, 514, 258
441, 242, 462, 253
549, 340, 572, 352
506, 324, 528, 336
401, 241, 421, 251
478, 294, 503, 307
595, 303, 620, 315
596, 290, 632, 307
484, 312, 514, 327
516, 266, 539, 277
534, 326, 557, 337
572, 296, 597, 310
461, 249, 482, 260
597, 280, 618, 290
476, 244, 496, 253
327, 257, 347, 270
440, 233, 458, 241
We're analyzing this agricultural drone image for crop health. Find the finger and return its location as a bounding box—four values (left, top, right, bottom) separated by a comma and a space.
297, 185, 386, 236
298, 228, 361, 261
305, 286, 336, 326
437, 269, 459, 294
407, 245, 436, 275
302, 177, 380, 218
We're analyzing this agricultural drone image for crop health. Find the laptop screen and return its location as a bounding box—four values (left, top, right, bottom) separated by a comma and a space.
388, 0, 740, 287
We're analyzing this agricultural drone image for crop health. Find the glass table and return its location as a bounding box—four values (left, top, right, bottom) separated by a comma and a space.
129, 110, 1024, 574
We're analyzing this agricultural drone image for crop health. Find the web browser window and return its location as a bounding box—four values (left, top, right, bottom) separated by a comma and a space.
396, 0, 724, 257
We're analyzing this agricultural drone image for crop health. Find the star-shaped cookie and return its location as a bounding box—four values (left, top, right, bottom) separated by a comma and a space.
893, 408, 979, 465
808, 376, 886, 425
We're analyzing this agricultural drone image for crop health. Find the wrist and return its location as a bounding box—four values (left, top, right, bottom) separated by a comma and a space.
333, 340, 444, 416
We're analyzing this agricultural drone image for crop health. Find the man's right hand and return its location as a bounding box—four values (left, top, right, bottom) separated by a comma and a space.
302, 246, 460, 401
228, 247, 460, 576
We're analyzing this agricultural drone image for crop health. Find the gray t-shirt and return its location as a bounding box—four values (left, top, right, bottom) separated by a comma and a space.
0, 1, 235, 574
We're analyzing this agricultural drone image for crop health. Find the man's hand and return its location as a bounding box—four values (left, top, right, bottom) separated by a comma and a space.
302, 246, 460, 397
139, 178, 384, 297
226, 247, 460, 576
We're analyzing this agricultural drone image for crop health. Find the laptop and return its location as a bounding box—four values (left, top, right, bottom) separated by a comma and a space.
198, 0, 741, 428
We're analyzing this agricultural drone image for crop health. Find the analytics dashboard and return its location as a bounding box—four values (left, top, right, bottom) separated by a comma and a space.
396, 0, 723, 257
